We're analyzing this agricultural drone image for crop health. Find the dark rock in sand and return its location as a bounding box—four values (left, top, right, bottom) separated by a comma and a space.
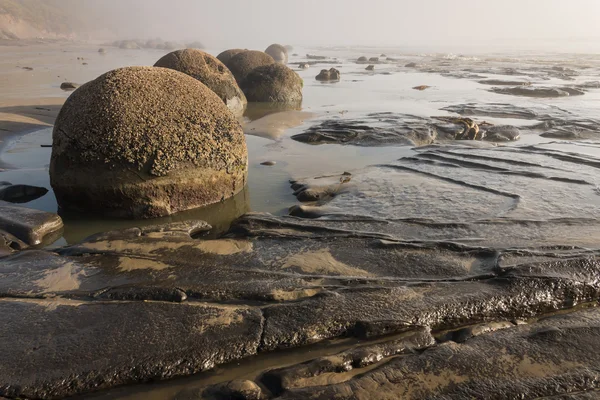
298, 62, 309, 69
0, 182, 48, 203
50, 66, 248, 219
265, 43, 289, 64
490, 85, 585, 98
368, 57, 379, 63
315, 68, 340, 82
0, 201, 62, 245
154, 49, 247, 116
216, 48, 246, 65
357, 56, 368, 63
98, 48, 106, 54
60, 81, 79, 90
225, 50, 275, 84
240, 64, 303, 105
179, 380, 264, 400
307, 54, 328, 60
405, 62, 417, 68
365, 65, 374, 71
261, 161, 276, 166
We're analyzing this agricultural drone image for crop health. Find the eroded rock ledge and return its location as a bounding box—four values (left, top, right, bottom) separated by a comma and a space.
4, 143, 600, 399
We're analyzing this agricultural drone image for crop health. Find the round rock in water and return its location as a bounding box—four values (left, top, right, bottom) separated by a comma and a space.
224, 50, 275, 84
240, 63, 303, 105
50, 66, 248, 219
265, 43, 289, 64
154, 49, 247, 116
216, 48, 246, 66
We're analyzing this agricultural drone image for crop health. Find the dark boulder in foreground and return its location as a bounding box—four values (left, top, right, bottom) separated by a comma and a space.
154, 48, 247, 116
224, 50, 275, 84
240, 64, 303, 105
315, 68, 340, 82
265, 43, 289, 64
50, 66, 248, 219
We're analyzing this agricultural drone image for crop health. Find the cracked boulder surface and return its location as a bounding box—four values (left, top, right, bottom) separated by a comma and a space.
49, 66, 248, 219
154, 49, 247, 116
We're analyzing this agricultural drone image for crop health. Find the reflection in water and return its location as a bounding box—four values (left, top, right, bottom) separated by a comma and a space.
59, 186, 250, 244
242, 102, 301, 122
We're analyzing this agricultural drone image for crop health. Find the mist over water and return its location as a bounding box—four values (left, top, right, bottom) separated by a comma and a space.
76, 0, 600, 53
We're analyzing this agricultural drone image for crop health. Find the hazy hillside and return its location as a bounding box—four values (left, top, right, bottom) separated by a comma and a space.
0, 0, 81, 40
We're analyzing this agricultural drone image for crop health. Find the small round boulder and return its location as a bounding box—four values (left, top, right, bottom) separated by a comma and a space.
50, 66, 247, 219
265, 43, 288, 64
155, 49, 247, 116
216, 48, 246, 65
224, 50, 275, 84
240, 63, 303, 105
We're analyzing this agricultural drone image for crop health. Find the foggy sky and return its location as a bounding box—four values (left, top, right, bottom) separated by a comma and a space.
83, 0, 600, 50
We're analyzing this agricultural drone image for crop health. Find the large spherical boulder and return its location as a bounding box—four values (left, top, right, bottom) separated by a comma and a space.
224, 50, 275, 84
265, 43, 288, 64
216, 49, 246, 66
154, 49, 247, 116
50, 66, 247, 219
240, 63, 303, 105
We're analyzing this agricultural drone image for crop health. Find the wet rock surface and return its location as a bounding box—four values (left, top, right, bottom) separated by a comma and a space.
489, 85, 586, 98
6, 139, 600, 398
0, 201, 62, 245
291, 112, 524, 146
315, 68, 340, 82
0, 182, 47, 203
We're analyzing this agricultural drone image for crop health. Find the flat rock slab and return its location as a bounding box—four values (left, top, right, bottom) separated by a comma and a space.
288, 143, 600, 248
0, 299, 263, 399
3, 144, 600, 398
276, 307, 600, 399
0, 201, 63, 245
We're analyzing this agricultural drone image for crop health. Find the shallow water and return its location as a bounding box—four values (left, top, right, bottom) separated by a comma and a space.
2, 44, 600, 245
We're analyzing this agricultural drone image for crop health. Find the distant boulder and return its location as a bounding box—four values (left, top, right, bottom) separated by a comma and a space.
117, 40, 141, 49
50, 66, 247, 219
298, 62, 310, 69
265, 44, 288, 64
357, 56, 368, 63
224, 50, 275, 84
240, 63, 303, 105
155, 49, 247, 116
98, 48, 106, 54
186, 41, 205, 49
216, 49, 246, 65
366, 65, 374, 71
316, 68, 341, 82
369, 57, 379, 63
